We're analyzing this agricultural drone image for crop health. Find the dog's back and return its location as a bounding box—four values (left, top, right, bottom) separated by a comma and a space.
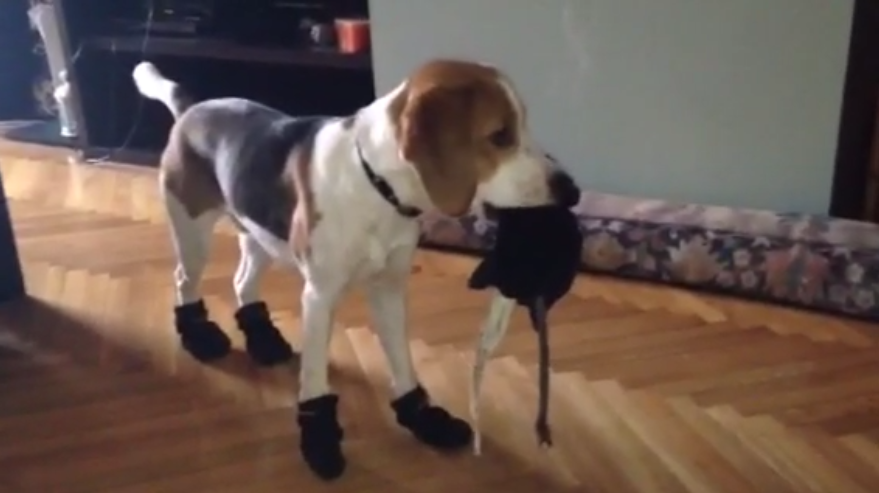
132, 62, 332, 241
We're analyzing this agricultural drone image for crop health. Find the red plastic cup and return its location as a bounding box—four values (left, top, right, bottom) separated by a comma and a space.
335, 18, 370, 54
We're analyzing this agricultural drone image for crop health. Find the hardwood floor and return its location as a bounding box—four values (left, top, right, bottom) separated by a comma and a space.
1, 140, 878, 492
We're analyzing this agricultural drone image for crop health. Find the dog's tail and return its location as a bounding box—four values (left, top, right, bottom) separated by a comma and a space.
132, 62, 193, 119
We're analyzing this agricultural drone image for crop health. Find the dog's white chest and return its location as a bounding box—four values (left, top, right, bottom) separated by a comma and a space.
346, 219, 418, 280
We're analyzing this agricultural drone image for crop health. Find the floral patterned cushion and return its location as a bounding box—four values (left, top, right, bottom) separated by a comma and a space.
418, 191, 879, 321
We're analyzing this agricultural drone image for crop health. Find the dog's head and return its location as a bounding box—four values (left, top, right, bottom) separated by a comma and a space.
390, 59, 580, 217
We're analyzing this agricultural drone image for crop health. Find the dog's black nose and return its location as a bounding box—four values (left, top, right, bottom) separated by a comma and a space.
549, 170, 580, 208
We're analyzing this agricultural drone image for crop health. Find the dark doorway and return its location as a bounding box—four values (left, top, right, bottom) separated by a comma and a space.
830, 0, 879, 222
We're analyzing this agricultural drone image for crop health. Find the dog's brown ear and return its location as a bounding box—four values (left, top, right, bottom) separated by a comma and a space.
393, 85, 478, 217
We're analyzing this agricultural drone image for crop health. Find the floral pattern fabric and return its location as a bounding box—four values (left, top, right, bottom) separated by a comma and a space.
418, 191, 879, 321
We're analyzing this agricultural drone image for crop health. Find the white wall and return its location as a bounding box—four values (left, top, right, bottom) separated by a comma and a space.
369, 0, 854, 214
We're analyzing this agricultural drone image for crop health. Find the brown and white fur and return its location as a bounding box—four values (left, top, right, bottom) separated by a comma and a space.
132, 59, 580, 480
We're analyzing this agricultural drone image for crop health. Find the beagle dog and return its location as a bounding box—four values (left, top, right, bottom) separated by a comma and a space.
132, 59, 580, 480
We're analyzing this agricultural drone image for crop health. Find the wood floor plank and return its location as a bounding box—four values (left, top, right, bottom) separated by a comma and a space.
1, 141, 878, 492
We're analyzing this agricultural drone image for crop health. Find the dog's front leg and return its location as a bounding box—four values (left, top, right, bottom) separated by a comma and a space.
297, 280, 345, 480
367, 248, 473, 451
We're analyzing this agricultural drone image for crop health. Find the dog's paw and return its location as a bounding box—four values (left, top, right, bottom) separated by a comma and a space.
235, 302, 295, 366
391, 385, 473, 450
174, 300, 231, 362
297, 394, 346, 480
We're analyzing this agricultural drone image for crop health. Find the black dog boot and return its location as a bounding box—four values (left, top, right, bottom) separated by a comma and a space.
297, 394, 346, 480
391, 385, 473, 450
174, 299, 231, 362
234, 301, 294, 366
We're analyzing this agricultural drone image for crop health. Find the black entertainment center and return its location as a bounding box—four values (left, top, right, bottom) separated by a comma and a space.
55, 0, 375, 164
0, 1, 42, 120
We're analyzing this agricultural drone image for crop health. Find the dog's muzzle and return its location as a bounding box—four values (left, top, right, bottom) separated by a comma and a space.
543, 152, 580, 208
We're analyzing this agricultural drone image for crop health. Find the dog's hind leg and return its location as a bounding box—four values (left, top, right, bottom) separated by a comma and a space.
232, 233, 294, 366
162, 188, 230, 362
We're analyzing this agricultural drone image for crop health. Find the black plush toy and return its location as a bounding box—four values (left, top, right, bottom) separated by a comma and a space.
467, 204, 583, 451
469, 205, 582, 309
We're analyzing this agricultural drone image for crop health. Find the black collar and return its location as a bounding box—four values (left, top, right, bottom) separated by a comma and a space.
356, 142, 422, 218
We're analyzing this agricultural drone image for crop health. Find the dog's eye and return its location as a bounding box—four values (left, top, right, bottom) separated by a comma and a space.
488, 127, 514, 148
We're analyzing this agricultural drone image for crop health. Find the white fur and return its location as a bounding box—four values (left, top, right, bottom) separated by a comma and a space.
133, 63, 187, 118
233, 233, 273, 306
135, 61, 556, 403
160, 186, 223, 306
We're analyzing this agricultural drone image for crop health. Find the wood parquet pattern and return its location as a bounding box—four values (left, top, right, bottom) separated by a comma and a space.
1, 141, 878, 492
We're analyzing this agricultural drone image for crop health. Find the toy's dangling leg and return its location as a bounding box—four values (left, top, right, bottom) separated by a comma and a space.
470, 292, 516, 455
530, 296, 553, 447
